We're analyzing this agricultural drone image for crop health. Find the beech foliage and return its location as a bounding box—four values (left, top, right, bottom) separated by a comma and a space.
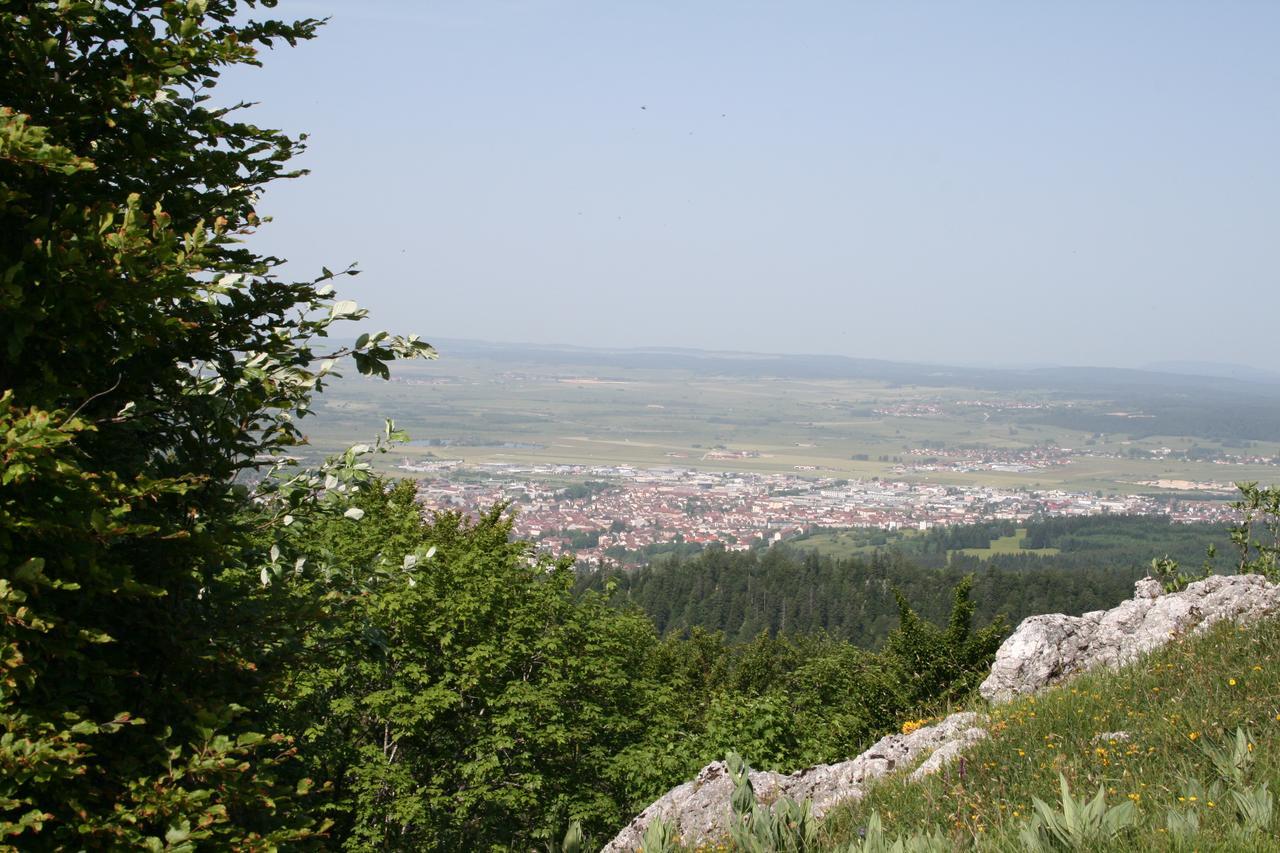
0, 2, 429, 846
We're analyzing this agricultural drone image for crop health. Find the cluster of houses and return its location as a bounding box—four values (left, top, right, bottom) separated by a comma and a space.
407, 462, 1240, 566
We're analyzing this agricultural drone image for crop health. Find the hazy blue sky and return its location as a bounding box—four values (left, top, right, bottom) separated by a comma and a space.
223, 1, 1279, 368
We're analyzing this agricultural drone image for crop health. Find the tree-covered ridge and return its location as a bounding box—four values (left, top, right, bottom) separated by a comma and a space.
576, 515, 1230, 647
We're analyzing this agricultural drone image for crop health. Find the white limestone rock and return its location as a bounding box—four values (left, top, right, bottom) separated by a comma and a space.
600, 760, 790, 853
602, 712, 985, 852
979, 574, 1280, 703
786, 712, 987, 815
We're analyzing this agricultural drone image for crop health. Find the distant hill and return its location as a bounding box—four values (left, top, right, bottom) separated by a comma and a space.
1144, 360, 1280, 385
352, 336, 1280, 443
431, 337, 1280, 396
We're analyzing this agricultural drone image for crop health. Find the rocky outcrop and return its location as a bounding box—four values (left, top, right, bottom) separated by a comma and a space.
605, 574, 1280, 851
600, 760, 789, 853
601, 713, 986, 852
979, 574, 1280, 703
783, 712, 987, 815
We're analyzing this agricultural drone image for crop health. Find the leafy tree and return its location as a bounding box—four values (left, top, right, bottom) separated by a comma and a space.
273, 480, 662, 849
1231, 482, 1280, 581
883, 576, 1006, 708
0, 2, 430, 846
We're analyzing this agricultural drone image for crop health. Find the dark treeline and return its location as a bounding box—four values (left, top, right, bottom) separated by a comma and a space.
1015, 515, 1230, 557
578, 516, 1228, 646
578, 548, 1139, 646
1034, 399, 1280, 442
913, 516, 1231, 571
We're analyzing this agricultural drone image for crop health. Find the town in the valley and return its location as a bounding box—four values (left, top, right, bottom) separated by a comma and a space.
400, 455, 1241, 567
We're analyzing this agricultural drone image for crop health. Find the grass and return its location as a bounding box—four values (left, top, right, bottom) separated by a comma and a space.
790, 528, 922, 558
818, 617, 1280, 850
952, 529, 1061, 560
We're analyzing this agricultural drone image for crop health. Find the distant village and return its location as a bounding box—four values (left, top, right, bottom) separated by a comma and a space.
400, 457, 1241, 567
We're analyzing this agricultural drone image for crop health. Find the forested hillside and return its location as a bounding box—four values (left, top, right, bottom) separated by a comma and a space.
795, 515, 1230, 572
579, 515, 1228, 647
893, 515, 1229, 570
265, 480, 1006, 847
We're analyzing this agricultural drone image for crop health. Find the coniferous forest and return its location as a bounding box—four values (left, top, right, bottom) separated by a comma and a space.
577, 516, 1231, 647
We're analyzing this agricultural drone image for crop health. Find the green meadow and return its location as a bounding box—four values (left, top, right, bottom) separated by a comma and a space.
954, 529, 1062, 559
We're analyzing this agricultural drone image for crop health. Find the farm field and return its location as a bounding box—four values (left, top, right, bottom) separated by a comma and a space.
298, 341, 1280, 497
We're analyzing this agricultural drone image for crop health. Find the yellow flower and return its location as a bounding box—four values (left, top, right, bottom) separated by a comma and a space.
1229, 678, 1237, 686
900, 718, 929, 735
1188, 732, 1199, 741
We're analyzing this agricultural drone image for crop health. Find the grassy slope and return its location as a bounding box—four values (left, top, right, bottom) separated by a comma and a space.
819, 617, 1280, 850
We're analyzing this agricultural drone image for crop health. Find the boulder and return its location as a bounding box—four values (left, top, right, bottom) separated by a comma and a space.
979, 574, 1280, 703
600, 760, 789, 853
784, 712, 987, 815
601, 712, 985, 851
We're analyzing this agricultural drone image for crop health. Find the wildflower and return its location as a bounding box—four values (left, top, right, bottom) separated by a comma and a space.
1229, 678, 1237, 686
1188, 731, 1199, 741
